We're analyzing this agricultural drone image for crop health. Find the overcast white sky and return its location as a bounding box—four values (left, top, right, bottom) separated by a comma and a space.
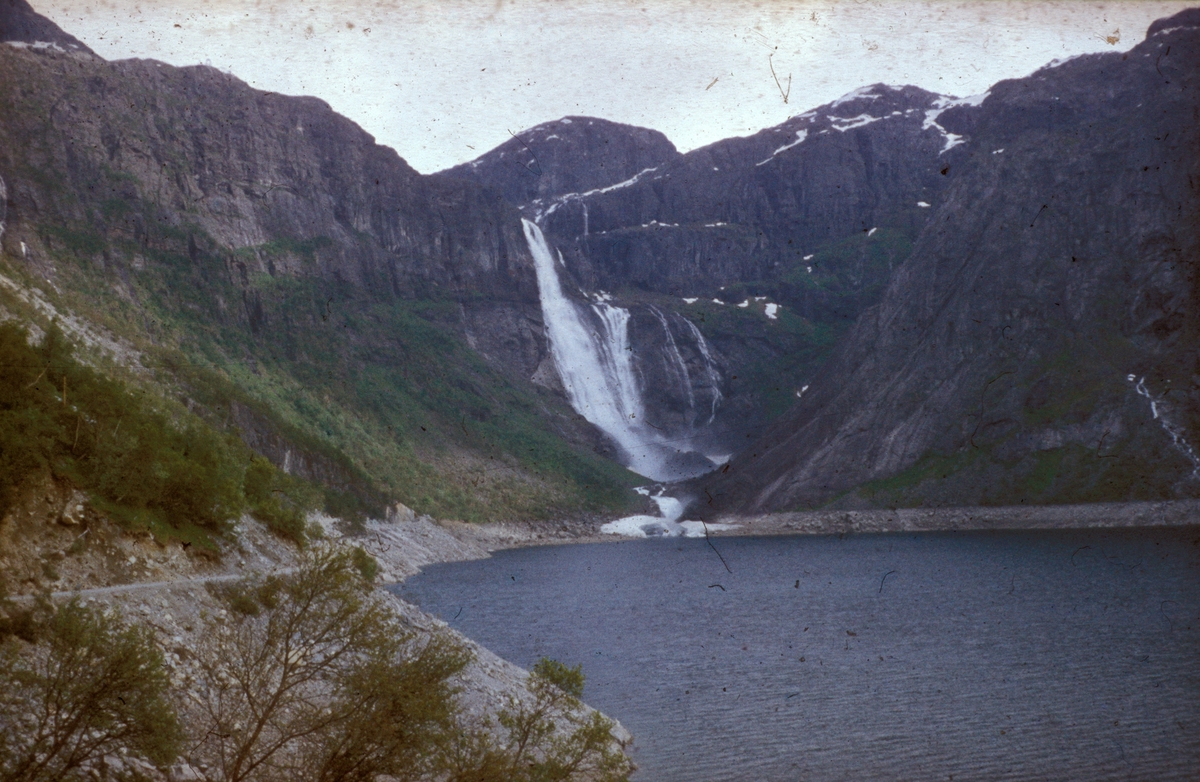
34, 1, 1194, 173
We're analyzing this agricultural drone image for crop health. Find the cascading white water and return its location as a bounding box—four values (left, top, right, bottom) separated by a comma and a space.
648, 305, 696, 416
523, 219, 670, 479
681, 318, 724, 423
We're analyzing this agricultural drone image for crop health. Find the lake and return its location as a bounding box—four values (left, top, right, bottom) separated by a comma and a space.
394, 528, 1200, 781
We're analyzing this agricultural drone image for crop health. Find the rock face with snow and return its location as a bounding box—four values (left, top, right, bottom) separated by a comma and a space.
6, 0, 1196, 507
699, 12, 1200, 513
0, 0, 93, 55
439, 116, 681, 209
540, 85, 954, 296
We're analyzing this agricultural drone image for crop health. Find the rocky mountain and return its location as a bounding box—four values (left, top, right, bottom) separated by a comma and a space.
440, 116, 681, 208
437, 85, 970, 473
0, 3, 642, 523
697, 9, 1200, 514
0, 0, 92, 55
5, 0, 1196, 519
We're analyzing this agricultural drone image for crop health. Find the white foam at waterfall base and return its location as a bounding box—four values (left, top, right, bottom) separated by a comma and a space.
524, 219, 671, 479
601, 488, 739, 538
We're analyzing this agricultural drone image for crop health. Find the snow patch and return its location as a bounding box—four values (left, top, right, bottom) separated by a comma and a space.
764, 303, 780, 320
917, 201, 931, 208
537, 166, 660, 222
992, 148, 1005, 154
803, 254, 814, 261
923, 96, 985, 154
756, 129, 809, 166
737, 300, 749, 308
6, 41, 67, 52
712, 299, 725, 305
597, 167, 657, 194
831, 86, 881, 108
829, 114, 883, 132
923, 108, 965, 153
941, 134, 966, 153
867, 227, 877, 237
932, 91, 990, 109
682, 297, 699, 304
560, 118, 573, 124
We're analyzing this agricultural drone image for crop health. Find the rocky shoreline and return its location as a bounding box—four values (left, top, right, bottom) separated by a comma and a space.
703, 498, 1200, 538
360, 500, 1200, 582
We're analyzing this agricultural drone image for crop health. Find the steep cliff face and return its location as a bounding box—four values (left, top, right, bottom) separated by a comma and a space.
0, 14, 641, 521
0, 51, 536, 304
538, 85, 953, 295
701, 13, 1200, 513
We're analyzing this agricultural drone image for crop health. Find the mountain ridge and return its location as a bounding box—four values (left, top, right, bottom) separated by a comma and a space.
3, 1, 1198, 523
695, 11, 1200, 515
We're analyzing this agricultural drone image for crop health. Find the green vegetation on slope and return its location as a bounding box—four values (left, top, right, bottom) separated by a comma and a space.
0, 321, 313, 546
0, 44, 640, 524
7, 210, 639, 523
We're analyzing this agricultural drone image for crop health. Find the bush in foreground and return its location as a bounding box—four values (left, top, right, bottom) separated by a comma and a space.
447, 657, 633, 782
0, 600, 182, 782
188, 547, 631, 782
0, 547, 631, 782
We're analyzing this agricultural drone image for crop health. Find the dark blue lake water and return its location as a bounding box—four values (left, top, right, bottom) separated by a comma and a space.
394, 528, 1200, 781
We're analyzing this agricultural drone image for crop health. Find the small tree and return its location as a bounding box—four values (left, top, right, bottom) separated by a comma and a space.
0, 601, 181, 782
447, 658, 633, 782
188, 545, 469, 782
305, 634, 470, 782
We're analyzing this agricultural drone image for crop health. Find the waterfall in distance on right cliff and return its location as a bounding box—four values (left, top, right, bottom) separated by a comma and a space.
522, 219, 718, 482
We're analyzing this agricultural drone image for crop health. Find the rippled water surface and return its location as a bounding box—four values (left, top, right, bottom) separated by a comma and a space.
394, 529, 1200, 781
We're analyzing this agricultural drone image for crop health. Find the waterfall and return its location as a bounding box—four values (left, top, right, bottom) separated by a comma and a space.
648, 306, 696, 417
523, 219, 669, 479
681, 318, 724, 423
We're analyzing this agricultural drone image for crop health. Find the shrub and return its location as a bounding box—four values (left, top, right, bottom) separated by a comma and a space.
350, 545, 379, 583
446, 657, 633, 782
188, 546, 469, 782
0, 601, 181, 782
244, 455, 308, 544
